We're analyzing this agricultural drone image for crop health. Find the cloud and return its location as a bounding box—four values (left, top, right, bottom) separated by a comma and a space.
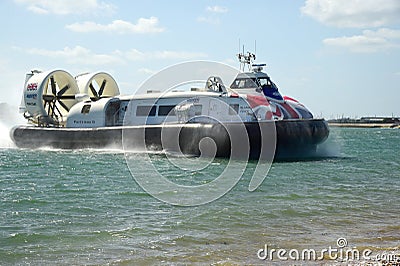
138, 68, 156, 75
26, 46, 124, 65
125, 49, 207, 61
14, 0, 116, 15
20, 46, 207, 66
66, 17, 165, 34
301, 0, 400, 28
197, 16, 220, 25
323, 28, 400, 53
206, 5, 228, 13
198, 5, 228, 24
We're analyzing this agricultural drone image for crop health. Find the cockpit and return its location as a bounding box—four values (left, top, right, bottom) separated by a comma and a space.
230, 78, 259, 89
230, 75, 284, 102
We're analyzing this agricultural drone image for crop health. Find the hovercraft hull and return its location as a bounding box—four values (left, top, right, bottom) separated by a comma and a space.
11, 119, 329, 160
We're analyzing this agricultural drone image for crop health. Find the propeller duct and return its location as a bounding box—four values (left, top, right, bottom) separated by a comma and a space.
75, 72, 120, 101
23, 69, 80, 126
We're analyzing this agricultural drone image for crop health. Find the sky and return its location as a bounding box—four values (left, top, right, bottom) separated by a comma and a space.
0, 0, 399, 118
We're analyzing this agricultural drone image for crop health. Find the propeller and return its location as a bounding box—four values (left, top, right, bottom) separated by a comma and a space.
42, 75, 75, 124
206, 76, 226, 93
89, 79, 107, 101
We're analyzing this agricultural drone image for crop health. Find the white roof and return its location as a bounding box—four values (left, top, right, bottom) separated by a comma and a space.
116, 90, 224, 101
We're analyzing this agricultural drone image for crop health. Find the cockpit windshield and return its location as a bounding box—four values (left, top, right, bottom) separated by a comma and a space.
259, 77, 284, 101
258, 77, 279, 91
230, 78, 259, 89
230, 77, 280, 91
230, 76, 283, 101
258, 78, 269, 87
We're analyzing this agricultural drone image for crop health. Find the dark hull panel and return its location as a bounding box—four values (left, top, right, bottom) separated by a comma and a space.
10, 119, 329, 160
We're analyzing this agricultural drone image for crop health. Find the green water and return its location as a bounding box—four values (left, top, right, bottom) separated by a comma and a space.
0, 128, 399, 265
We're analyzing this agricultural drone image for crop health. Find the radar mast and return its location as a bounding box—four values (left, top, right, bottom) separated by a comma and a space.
236, 40, 258, 71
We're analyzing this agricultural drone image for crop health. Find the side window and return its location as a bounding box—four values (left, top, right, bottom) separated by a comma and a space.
136, 105, 156, 116
245, 79, 257, 88
231, 79, 246, 89
231, 79, 239, 88
158, 105, 176, 116
81, 104, 91, 114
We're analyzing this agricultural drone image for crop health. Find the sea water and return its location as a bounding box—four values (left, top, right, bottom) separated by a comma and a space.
0, 126, 399, 265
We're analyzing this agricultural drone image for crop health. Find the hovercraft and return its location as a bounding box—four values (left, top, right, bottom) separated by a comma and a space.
11, 53, 329, 160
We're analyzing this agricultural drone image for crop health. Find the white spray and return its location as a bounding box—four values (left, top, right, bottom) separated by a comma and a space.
0, 103, 25, 148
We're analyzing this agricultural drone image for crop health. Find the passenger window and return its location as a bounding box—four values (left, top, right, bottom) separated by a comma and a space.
136, 105, 156, 116
158, 105, 176, 116
81, 105, 91, 114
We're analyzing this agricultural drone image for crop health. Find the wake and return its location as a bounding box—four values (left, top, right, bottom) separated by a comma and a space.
0, 103, 25, 148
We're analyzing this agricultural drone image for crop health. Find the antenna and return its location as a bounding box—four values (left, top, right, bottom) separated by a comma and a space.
236, 40, 257, 71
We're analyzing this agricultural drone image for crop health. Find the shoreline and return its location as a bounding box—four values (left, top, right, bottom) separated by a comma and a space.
328, 122, 400, 128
